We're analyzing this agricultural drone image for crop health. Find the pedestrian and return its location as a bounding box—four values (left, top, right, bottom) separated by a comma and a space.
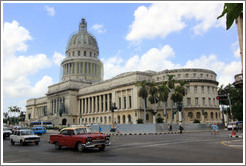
211, 123, 216, 135
170, 124, 172, 132
99, 126, 101, 133
179, 125, 183, 134
215, 123, 219, 135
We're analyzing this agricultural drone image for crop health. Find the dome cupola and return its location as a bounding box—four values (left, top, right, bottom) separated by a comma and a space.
61, 18, 103, 83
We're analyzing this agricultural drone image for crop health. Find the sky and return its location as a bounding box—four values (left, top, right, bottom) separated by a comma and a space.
1, 1, 243, 114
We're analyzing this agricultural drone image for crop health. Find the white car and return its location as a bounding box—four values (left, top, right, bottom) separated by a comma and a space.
3, 127, 12, 139
10, 129, 40, 146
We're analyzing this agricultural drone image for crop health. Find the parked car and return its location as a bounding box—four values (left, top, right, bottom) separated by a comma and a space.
31, 126, 46, 135
3, 127, 12, 139
227, 122, 243, 131
10, 129, 40, 146
49, 126, 110, 152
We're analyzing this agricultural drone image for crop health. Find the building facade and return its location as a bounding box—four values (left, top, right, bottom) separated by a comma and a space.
25, 19, 221, 127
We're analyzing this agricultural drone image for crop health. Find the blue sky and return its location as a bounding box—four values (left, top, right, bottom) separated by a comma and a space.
2, 2, 243, 113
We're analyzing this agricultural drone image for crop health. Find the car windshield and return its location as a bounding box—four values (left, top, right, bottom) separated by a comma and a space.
21, 130, 34, 135
75, 128, 91, 134
3, 127, 9, 131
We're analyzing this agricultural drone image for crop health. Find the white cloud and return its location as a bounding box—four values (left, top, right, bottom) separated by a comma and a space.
102, 45, 180, 80
126, 3, 225, 42
53, 52, 65, 66
3, 20, 32, 58
45, 6, 56, 16
184, 54, 241, 86
92, 24, 106, 34
3, 21, 53, 109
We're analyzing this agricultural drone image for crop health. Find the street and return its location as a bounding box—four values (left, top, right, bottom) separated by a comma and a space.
3, 130, 243, 163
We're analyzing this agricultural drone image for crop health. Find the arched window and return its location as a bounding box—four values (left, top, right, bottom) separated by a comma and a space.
109, 116, 111, 123
128, 115, 132, 124
196, 112, 201, 119
146, 114, 149, 121
188, 112, 193, 119
117, 115, 120, 124
215, 112, 218, 119
122, 115, 126, 124
100, 117, 103, 123
104, 116, 107, 124
211, 112, 214, 119
204, 112, 208, 118
157, 114, 161, 117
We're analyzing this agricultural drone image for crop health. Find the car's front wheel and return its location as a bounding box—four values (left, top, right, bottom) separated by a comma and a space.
99, 145, 105, 151
11, 139, 15, 145
77, 142, 85, 152
55, 142, 61, 150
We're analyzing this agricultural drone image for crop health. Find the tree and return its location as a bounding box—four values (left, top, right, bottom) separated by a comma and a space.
136, 80, 149, 123
158, 82, 170, 123
148, 81, 158, 124
218, 84, 243, 121
217, 3, 243, 30
171, 80, 187, 125
8, 106, 21, 113
167, 74, 175, 124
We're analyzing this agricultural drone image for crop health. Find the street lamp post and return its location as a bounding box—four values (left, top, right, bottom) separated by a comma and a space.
228, 93, 236, 136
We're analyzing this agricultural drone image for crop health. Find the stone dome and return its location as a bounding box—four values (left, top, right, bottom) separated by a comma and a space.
66, 18, 99, 56
61, 18, 103, 83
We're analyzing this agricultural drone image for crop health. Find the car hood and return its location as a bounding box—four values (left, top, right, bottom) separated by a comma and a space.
22, 135, 40, 138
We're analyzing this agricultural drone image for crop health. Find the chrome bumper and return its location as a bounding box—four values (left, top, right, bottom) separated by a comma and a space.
83, 141, 111, 148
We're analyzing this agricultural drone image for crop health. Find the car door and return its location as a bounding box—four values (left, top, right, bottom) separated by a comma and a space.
66, 130, 76, 147
60, 130, 70, 147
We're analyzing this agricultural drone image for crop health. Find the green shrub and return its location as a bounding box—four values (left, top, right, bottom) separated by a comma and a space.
136, 119, 144, 124
156, 117, 164, 123
193, 119, 200, 123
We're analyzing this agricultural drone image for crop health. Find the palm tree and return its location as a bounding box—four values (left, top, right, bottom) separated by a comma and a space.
167, 75, 175, 124
171, 80, 187, 125
148, 81, 158, 124
136, 80, 148, 123
158, 82, 170, 123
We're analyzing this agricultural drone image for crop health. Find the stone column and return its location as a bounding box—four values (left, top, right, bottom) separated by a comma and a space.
85, 98, 88, 114
88, 97, 91, 114
92, 96, 95, 113
95, 96, 98, 113
99, 95, 102, 113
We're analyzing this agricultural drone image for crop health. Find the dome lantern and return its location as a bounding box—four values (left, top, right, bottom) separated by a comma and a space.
79, 18, 87, 32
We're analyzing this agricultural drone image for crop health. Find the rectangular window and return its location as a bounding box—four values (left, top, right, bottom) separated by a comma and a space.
186, 74, 189, 78
207, 87, 210, 94
201, 86, 204, 93
194, 86, 197, 92
84, 51, 86, 56
213, 98, 215, 106
200, 73, 203, 78
193, 73, 196, 78
186, 86, 190, 93
177, 74, 181, 78
157, 77, 159, 81
208, 98, 211, 106
195, 98, 198, 105
163, 76, 165, 80
119, 97, 121, 109
187, 98, 191, 106
78, 51, 80, 56
124, 96, 126, 109
202, 98, 205, 106
129, 96, 132, 108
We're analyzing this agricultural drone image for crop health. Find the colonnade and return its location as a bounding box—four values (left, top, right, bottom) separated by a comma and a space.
51, 97, 65, 115
63, 62, 99, 76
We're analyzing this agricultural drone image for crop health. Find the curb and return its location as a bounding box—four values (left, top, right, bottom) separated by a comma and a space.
228, 135, 243, 138
103, 132, 179, 136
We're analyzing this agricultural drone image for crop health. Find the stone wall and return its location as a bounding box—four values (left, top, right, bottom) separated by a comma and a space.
90, 123, 214, 133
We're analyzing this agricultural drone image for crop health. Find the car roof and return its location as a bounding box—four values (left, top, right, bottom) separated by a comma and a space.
60, 126, 89, 132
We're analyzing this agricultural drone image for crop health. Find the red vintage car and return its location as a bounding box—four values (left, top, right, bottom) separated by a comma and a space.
49, 126, 110, 152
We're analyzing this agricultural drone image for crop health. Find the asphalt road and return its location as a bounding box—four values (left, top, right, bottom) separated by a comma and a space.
2, 130, 243, 164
